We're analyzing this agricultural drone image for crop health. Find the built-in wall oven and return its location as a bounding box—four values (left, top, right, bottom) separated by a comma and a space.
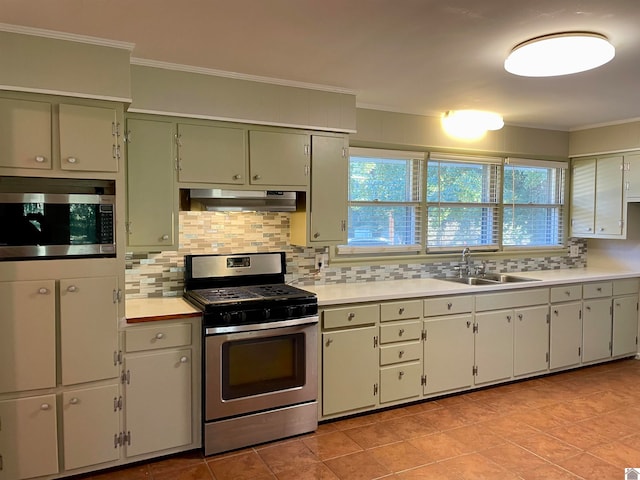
184, 252, 318, 455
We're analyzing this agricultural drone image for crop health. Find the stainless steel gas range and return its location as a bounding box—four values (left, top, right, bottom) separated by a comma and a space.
183, 252, 318, 456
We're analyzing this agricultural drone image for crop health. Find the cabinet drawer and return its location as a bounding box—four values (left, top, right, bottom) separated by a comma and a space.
380, 300, 422, 322
380, 362, 422, 403
125, 323, 192, 352
380, 341, 422, 366
379, 320, 422, 344
550, 285, 582, 303
613, 278, 639, 296
583, 282, 612, 299
424, 295, 473, 317
323, 304, 379, 329
475, 288, 548, 311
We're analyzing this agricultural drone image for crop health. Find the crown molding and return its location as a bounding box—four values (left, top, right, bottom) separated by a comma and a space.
0, 23, 135, 50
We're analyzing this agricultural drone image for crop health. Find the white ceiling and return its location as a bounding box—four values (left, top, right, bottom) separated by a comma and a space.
1, 0, 639, 131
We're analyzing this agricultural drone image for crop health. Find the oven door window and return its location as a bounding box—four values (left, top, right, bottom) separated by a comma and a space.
222, 333, 306, 399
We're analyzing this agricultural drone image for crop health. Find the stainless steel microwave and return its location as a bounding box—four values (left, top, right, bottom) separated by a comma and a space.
0, 177, 116, 261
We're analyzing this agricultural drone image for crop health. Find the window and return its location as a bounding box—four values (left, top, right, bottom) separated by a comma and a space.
345, 148, 422, 252
503, 158, 566, 248
427, 154, 501, 251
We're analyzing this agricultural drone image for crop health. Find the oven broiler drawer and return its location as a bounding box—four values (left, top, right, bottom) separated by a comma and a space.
125, 323, 192, 352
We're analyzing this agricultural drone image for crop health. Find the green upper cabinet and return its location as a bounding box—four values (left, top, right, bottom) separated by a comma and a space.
0, 97, 52, 170
570, 155, 625, 238
59, 103, 120, 172
126, 117, 177, 250
177, 123, 247, 185
248, 130, 310, 187
291, 134, 348, 246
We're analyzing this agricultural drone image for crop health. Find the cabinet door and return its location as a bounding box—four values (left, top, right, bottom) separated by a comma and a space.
178, 123, 246, 184
379, 362, 421, 403
570, 158, 595, 236
59, 103, 119, 172
474, 310, 513, 385
595, 156, 624, 236
126, 118, 177, 249
62, 384, 120, 470
550, 302, 582, 369
514, 305, 549, 377
0, 280, 56, 393
624, 153, 640, 200
0, 395, 58, 480
308, 135, 348, 243
612, 295, 638, 357
0, 97, 51, 170
249, 130, 310, 186
423, 315, 474, 395
322, 326, 377, 416
124, 349, 192, 457
60, 276, 119, 385
582, 298, 612, 363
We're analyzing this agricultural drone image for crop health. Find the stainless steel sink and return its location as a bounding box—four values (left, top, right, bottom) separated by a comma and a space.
439, 273, 539, 285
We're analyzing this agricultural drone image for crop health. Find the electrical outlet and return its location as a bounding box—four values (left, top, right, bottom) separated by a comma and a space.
569, 245, 580, 257
315, 253, 328, 270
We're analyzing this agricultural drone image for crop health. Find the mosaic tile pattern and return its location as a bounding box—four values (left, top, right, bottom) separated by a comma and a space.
125, 212, 587, 298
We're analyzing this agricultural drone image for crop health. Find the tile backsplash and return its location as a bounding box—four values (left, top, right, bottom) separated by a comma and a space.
125, 211, 587, 299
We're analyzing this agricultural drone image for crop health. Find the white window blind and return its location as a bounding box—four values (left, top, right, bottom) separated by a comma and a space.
503, 158, 567, 248
426, 154, 501, 251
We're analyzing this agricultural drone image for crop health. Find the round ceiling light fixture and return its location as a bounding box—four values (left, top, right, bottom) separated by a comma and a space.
441, 110, 504, 140
504, 32, 615, 77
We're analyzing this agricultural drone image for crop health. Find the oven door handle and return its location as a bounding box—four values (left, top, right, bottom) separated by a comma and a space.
205, 315, 319, 335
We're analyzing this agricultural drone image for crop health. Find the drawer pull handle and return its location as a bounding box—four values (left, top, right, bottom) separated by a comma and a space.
399, 307, 405, 314
67, 285, 78, 293
399, 350, 405, 358
180, 356, 189, 363
69, 397, 79, 405
67, 156, 78, 164
398, 328, 405, 336
38, 287, 49, 295
398, 371, 405, 379
161, 234, 169, 241
35, 155, 47, 163
40, 403, 51, 411
447, 302, 453, 310
155, 333, 165, 339
347, 312, 355, 321
233, 174, 242, 180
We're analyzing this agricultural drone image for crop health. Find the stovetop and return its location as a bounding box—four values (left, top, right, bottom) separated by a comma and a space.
188, 283, 315, 306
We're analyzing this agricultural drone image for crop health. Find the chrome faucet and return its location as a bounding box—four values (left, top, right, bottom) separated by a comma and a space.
459, 247, 471, 277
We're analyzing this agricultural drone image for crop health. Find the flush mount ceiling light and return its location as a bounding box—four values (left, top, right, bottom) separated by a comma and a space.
441, 110, 504, 140
504, 32, 615, 77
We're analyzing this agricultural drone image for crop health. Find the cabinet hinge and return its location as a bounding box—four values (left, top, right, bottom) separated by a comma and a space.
115, 431, 131, 448
113, 396, 120, 412
304, 144, 310, 156
121, 369, 131, 385
421, 329, 427, 341
341, 147, 347, 158
123, 129, 132, 143
373, 336, 378, 348
0, 453, 3, 471
373, 383, 378, 396
472, 323, 478, 334
579, 309, 582, 320
421, 374, 427, 386
636, 335, 638, 345
175, 158, 182, 171
578, 346, 582, 357
609, 340, 612, 353
546, 313, 550, 324
304, 164, 309, 176
546, 352, 549, 363
113, 350, 123, 366
113, 289, 123, 304
619, 220, 624, 228
472, 365, 478, 376
125, 221, 131, 235
341, 219, 346, 232
175, 134, 182, 147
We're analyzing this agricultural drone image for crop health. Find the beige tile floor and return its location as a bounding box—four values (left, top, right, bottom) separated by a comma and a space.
78, 359, 640, 479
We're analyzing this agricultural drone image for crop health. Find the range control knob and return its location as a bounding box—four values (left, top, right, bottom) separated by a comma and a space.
263, 308, 271, 320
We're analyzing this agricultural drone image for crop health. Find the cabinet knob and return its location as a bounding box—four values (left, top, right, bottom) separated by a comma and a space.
161, 234, 169, 241
314, 232, 320, 238
38, 287, 49, 295
35, 155, 46, 163
518, 314, 523, 321
253, 174, 261, 180
233, 174, 242, 180
155, 333, 165, 339
586, 306, 591, 311
398, 328, 405, 336
180, 356, 189, 363
399, 307, 405, 314
325, 338, 333, 347
67, 285, 78, 293
66, 156, 78, 164
565, 291, 571, 296
398, 350, 405, 358
506, 315, 512, 322
398, 371, 405, 379
69, 397, 79, 405
447, 302, 453, 310
599, 228, 605, 232
554, 309, 559, 315
40, 403, 51, 410
347, 312, 355, 321
597, 287, 602, 292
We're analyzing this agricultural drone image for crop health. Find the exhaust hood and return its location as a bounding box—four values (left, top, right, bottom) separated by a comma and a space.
187, 189, 297, 212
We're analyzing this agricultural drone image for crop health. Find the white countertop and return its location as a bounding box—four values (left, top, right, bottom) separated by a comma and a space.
304, 267, 640, 306
124, 267, 640, 319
